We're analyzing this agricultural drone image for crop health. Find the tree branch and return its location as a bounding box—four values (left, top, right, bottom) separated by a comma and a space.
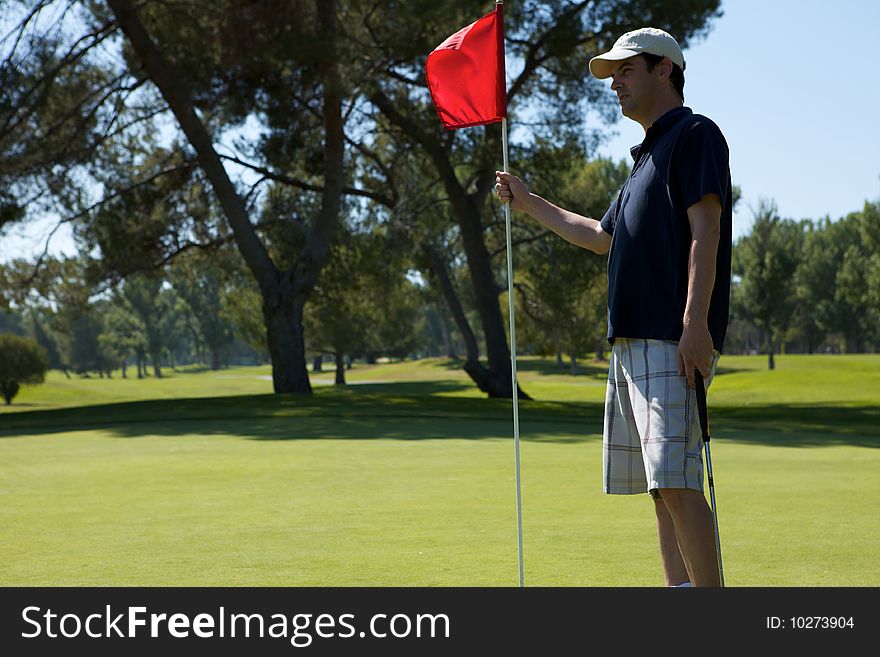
107, 0, 277, 285
218, 153, 395, 208
507, 1, 592, 104
1, 12, 123, 137
488, 230, 552, 259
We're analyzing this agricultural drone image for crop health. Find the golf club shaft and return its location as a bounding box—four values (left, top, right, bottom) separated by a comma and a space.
694, 370, 725, 587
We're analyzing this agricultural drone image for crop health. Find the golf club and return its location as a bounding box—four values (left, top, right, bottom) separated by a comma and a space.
694, 369, 725, 587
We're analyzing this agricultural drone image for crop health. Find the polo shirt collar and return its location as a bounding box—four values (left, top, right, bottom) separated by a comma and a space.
651, 105, 691, 133
630, 106, 692, 160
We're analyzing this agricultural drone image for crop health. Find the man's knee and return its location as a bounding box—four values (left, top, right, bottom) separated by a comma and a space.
652, 487, 704, 510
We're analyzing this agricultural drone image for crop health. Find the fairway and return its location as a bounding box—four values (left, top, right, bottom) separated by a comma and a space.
1, 355, 879, 586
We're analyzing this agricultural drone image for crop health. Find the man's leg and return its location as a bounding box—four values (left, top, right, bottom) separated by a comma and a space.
656, 488, 720, 587
653, 496, 691, 586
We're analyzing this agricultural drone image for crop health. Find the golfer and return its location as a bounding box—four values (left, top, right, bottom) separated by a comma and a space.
496, 28, 732, 587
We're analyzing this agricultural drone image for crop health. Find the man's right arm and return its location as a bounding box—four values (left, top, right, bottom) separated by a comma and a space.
495, 171, 611, 255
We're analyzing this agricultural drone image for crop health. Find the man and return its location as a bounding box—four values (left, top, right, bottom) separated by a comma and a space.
495, 27, 732, 587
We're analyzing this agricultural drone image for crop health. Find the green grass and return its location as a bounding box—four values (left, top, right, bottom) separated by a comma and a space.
1, 355, 878, 586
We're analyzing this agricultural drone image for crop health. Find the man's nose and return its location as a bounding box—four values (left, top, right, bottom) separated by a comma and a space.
610, 77, 621, 91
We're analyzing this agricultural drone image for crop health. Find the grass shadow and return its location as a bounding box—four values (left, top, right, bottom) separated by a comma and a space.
711, 402, 880, 447
0, 389, 602, 444
317, 380, 473, 395
514, 358, 609, 379
0, 391, 877, 448
506, 357, 749, 379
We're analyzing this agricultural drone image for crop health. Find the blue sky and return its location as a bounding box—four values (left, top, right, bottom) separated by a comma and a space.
2, 0, 879, 261
596, 0, 880, 238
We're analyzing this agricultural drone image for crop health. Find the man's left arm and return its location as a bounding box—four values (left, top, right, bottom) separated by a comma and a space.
677, 193, 722, 388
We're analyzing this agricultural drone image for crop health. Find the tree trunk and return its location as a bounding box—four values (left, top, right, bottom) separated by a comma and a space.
373, 92, 527, 400
423, 242, 527, 397
271, 0, 345, 388
210, 348, 221, 371
845, 334, 863, 353
457, 201, 524, 398
262, 288, 312, 393
595, 337, 606, 361
152, 351, 162, 377
570, 354, 578, 375
436, 302, 457, 359
556, 350, 564, 369
768, 349, 775, 370
423, 244, 480, 364
2, 381, 19, 404
121, 362, 127, 379
313, 355, 323, 372
334, 351, 346, 385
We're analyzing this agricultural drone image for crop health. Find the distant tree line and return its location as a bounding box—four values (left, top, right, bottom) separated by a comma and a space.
5, 192, 878, 386
0, 238, 429, 383
729, 199, 880, 368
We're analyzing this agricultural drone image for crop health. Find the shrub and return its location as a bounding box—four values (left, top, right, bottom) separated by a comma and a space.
0, 333, 50, 404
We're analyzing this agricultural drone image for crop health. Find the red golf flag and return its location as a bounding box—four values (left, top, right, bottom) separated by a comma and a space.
426, 4, 507, 130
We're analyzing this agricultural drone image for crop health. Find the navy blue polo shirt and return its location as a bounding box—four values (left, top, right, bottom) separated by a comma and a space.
599, 106, 732, 352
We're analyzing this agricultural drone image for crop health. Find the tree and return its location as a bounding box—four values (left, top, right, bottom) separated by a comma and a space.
27, 256, 112, 377
370, 273, 423, 364
168, 250, 236, 370
304, 229, 421, 384
99, 300, 147, 378
304, 233, 374, 385
795, 209, 877, 355
67, 310, 112, 376
116, 273, 192, 376
2, 0, 348, 394
355, 0, 722, 397
831, 202, 880, 352
863, 201, 880, 349
221, 274, 270, 364
106, 0, 347, 392
732, 201, 802, 369
26, 309, 65, 371
0, 309, 26, 336
0, 333, 49, 404
2, 0, 722, 397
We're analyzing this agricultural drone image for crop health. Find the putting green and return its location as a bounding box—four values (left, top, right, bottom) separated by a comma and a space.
1, 355, 878, 586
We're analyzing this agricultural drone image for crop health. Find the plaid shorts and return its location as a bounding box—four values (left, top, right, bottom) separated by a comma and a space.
603, 338, 720, 496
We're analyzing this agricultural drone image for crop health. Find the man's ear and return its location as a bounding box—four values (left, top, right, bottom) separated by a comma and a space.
658, 57, 673, 81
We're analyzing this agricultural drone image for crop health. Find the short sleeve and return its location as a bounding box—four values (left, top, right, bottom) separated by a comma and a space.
677, 119, 730, 210
600, 190, 621, 235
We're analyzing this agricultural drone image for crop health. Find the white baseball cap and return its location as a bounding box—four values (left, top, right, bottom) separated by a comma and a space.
589, 27, 686, 79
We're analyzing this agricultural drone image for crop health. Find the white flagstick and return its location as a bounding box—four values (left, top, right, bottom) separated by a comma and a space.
501, 116, 524, 588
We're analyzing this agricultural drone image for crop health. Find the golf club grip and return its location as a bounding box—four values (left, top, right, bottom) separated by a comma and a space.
694, 370, 710, 443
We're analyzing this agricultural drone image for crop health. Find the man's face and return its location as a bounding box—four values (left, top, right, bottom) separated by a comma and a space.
609, 55, 660, 121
